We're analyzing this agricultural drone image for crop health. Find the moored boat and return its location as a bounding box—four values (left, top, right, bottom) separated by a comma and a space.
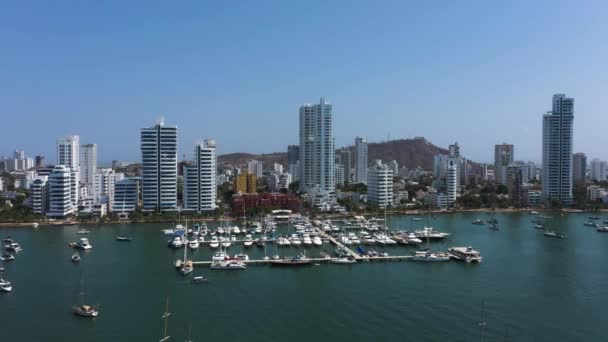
411, 250, 451, 262
74, 238, 92, 250
71, 253, 81, 262
115, 236, 133, 242
597, 226, 608, 233
448, 246, 483, 263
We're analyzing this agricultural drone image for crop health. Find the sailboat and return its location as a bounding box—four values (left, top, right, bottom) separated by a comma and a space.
160, 298, 171, 342
411, 204, 450, 262
72, 278, 99, 317
180, 235, 193, 276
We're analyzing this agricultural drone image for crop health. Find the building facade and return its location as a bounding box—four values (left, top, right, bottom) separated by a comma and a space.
113, 179, 139, 214
572, 153, 587, 184
47, 165, 74, 217
590, 158, 607, 182
247, 159, 264, 178
30, 176, 49, 214
446, 159, 458, 206
542, 94, 574, 205
140, 119, 178, 212
57, 135, 80, 209
79, 143, 97, 194
299, 97, 335, 193
183, 140, 217, 213
234, 171, 257, 193
367, 160, 393, 208
354, 137, 368, 184
494, 143, 514, 186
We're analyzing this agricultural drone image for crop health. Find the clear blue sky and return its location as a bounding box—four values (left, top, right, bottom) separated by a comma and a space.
1, 0, 606, 165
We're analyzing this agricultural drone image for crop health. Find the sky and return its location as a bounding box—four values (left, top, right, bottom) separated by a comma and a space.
1, 0, 607, 165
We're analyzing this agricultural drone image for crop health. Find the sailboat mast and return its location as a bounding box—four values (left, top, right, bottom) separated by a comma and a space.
160, 298, 171, 342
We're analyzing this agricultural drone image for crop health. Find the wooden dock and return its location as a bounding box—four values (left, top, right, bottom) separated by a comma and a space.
176, 255, 413, 268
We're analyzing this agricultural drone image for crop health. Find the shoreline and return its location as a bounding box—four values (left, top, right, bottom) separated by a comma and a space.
1, 208, 605, 228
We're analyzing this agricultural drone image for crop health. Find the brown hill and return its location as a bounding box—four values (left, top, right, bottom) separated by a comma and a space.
218, 137, 449, 170
367, 137, 448, 170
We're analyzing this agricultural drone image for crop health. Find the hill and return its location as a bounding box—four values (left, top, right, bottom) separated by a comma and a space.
218, 137, 450, 171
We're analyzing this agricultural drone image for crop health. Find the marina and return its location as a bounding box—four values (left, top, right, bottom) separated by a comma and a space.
1, 212, 607, 341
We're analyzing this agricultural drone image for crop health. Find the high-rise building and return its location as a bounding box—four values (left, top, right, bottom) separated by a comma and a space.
113, 179, 139, 214
80, 143, 97, 194
494, 143, 514, 186
446, 159, 458, 206
299, 97, 335, 193
140, 119, 178, 212
247, 159, 263, 178
30, 176, 49, 214
355, 137, 368, 184
234, 172, 257, 193
35, 155, 45, 169
94, 168, 124, 210
272, 163, 283, 174
448, 142, 460, 158
184, 140, 217, 213
590, 158, 607, 182
572, 153, 587, 184
47, 165, 74, 217
506, 162, 528, 207
287, 145, 300, 166
335, 164, 345, 187
57, 135, 80, 209
542, 94, 574, 205
389, 160, 399, 176
367, 160, 393, 208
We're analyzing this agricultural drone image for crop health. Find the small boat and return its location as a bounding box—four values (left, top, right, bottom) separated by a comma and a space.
544, 230, 567, 239
472, 219, 485, 225
72, 305, 99, 317
209, 236, 219, 249
289, 234, 302, 246
71, 253, 81, 262
255, 238, 265, 247
347, 233, 360, 244
161, 229, 175, 236
0, 253, 15, 261
210, 260, 246, 270
188, 239, 200, 249
180, 260, 194, 276
32, 223, 39, 229
169, 236, 184, 249
220, 237, 231, 248
234, 253, 249, 261
597, 226, 608, 233
276, 236, 291, 246
74, 238, 92, 250
412, 217, 422, 221
320, 251, 332, 259
302, 234, 313, 245
330, 257, 357, 264
192, 276, 208, 283
5, 242, 22, 252
411, 250, 451, 262
404, 233, 422, 245
0, 275, 12, 292
1, 238, 13, 243
312, 236, 323, 246
76, 229, 90, 235
533, 224, 545, 230
488, 224, 499, 231
232, 226, 241, 234
530, 211, 539, 215
583, 222, 598, 228
589, 216, 600, 220
243, 234, 254, 247
115, 236, 133, 242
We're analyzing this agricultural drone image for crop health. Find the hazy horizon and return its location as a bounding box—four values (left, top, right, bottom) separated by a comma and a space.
1, 1, 607, 165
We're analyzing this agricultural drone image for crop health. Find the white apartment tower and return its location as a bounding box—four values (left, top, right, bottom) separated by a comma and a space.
247, 160, 264, 178
47, 165, 74, 217
30, 176, 49, 214
184, 140, 217, 213
542, 94, 574, 205
141, 119, 178, 212
57, 135, 80, 209
79, 143, 97, 194
299, 97, 335, 193
355, 137, 368, 184
94, 168, 124, 210
367, 160, 393, 208
446, 160, 458, 206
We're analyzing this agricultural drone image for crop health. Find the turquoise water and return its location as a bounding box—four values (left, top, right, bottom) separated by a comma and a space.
1, 212, 607, 341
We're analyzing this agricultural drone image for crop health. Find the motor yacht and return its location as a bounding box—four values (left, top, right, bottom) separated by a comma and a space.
188, 239, 200, 249
347, 233, 360, 244
448, 246, 483, 263
72, 305, 99, 317
243, 234, 254, 247
289, 234, 302, 246
0, 253, 14, 261
76, 229, 90, 235
5, 242, 22, 252
302, 234, 313, 245
169, 236, 183, 249
472, 219, 485, 225
312, 236, 323, 246
75, 238, 93, 250
597, 226, 608, 233
232, 226, 241, 234
411, 250, 451, 262
209, 236, 219, 249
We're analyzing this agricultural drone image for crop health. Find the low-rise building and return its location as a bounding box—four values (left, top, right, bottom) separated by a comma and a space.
231, 193, 300, 216
587, 185, 606, 202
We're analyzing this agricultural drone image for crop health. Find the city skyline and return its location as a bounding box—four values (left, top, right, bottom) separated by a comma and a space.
1, 2, 607, 163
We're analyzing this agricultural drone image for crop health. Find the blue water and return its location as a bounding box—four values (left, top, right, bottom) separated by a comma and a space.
1, 212, 606, 341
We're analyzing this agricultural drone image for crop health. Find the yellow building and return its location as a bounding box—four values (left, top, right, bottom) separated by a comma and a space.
234, 172, 257, 193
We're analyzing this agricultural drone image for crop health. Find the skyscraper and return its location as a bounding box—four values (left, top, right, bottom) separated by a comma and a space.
47, 165, 73, 217
494, 143, 514, 186
299, 97, 335, 193
287, 145, 300, 166
354, 137, 368, 184
184, 140, 217, 213
590, 158, 607, 182
542, 94, 574, 205
448, 142, 460, 158
446, 159, 458, 206
80, 143, 97, 195
247, 159, 263, 178
57, 135, 80, 209
572, 153, 587, 184
141, 119, 178, 212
